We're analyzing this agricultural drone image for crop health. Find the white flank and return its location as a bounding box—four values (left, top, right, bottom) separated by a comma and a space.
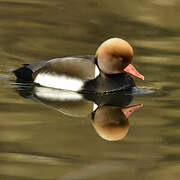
93, 103, 98, 111
34, 73, 84, 91
34, 87, 83, 101
95, 66, 100, 77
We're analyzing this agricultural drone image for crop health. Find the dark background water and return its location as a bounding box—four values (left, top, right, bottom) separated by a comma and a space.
0, 0, 180, 179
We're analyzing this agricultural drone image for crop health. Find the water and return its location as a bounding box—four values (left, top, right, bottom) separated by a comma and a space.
0, 0, 180, 179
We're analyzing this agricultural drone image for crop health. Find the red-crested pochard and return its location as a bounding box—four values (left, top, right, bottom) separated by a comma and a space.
13, 38, 144, 93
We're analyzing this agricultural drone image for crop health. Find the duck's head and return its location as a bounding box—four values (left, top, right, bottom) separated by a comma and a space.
95, 38, 144, 80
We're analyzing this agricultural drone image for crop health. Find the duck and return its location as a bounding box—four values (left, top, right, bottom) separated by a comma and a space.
13, 38, 144, 93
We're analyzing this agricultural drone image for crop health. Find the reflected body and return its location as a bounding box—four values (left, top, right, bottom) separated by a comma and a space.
16, 84, 143, 141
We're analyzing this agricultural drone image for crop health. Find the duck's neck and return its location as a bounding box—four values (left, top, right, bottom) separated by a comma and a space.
82, 72, 136, 93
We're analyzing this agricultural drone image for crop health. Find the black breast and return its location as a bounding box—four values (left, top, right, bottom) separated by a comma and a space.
83, 72, 136, 93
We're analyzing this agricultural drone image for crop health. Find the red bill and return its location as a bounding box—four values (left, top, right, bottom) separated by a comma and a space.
122, 104, 143, 118
124, 64, 144, 80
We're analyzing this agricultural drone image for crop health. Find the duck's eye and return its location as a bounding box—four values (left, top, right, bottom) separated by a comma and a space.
112, 54, 122, 59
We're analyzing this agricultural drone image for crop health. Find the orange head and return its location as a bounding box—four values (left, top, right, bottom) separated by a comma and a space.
95, 38, 144, 80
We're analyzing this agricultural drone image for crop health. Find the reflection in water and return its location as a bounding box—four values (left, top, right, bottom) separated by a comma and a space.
17, 84, 92, 117
92, 105, 143, 141
16, 83, 143, 141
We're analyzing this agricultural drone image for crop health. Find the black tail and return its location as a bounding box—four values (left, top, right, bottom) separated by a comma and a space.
13, 65, 33, 82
